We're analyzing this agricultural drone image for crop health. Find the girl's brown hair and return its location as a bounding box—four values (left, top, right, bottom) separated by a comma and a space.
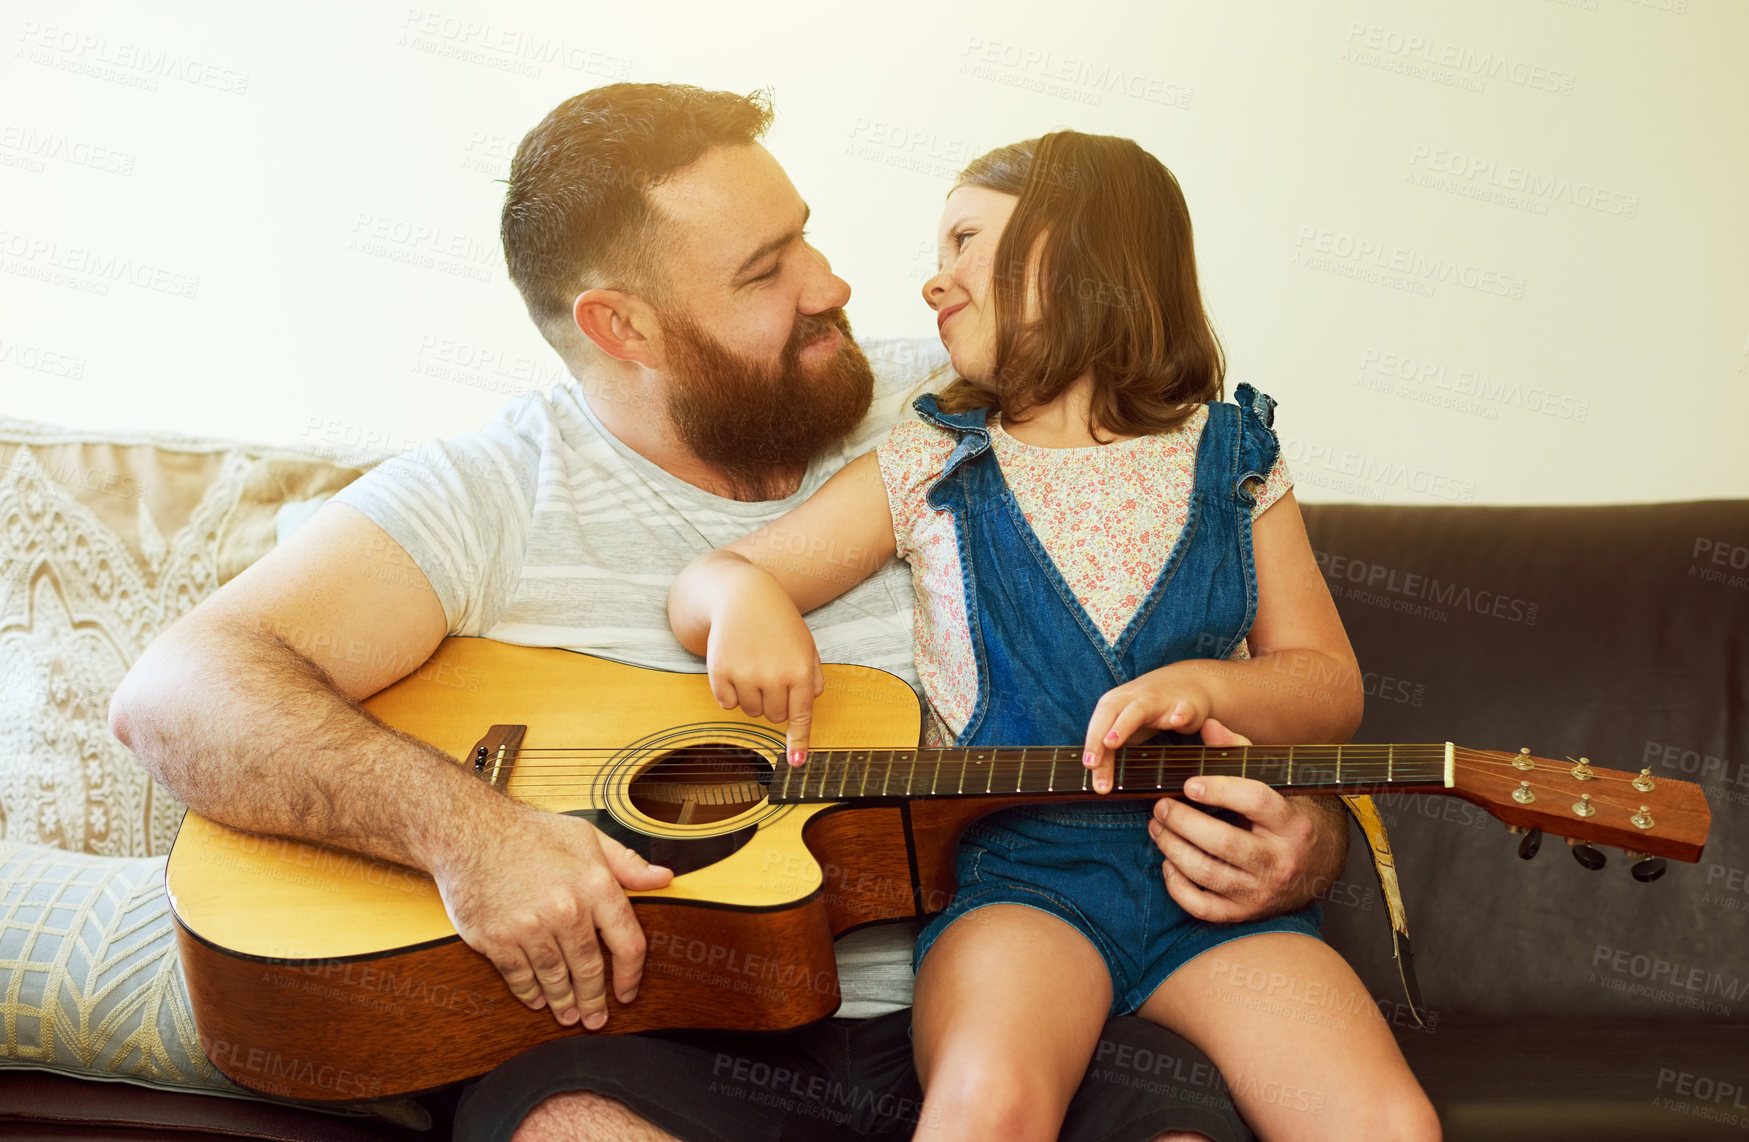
934, 131, 1225, 437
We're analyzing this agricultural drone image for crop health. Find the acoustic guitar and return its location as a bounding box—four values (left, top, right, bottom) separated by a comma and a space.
165, 637, 1711, 1101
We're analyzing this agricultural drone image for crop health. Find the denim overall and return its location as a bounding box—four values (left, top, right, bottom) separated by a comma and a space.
908, 385, 1324, 1016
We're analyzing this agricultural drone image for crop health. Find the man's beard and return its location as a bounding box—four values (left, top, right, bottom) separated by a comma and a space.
659, 307, 875, 501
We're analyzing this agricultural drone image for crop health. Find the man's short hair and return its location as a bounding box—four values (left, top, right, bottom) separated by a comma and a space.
501, 83, 773, 348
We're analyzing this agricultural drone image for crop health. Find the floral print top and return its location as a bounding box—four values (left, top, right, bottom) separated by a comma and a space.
876, 406, 1292, 745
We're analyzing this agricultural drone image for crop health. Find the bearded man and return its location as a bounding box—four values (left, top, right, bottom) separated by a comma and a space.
110, 83, 1352, 1142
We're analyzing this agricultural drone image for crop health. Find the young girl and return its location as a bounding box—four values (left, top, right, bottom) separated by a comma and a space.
669, 132, 1438, 1142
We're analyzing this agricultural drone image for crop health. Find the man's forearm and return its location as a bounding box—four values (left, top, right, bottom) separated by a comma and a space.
110, 617, 502, 873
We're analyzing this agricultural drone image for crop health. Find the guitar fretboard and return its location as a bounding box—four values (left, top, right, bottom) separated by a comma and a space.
766, 744, 1453, 803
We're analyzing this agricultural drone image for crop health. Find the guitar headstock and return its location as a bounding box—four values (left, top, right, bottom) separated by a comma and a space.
1449, 747, 1710, 865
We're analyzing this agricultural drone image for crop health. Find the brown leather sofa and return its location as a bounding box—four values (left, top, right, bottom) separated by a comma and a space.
5, 498, 1745, 1140
1306, 499, 1749, 1142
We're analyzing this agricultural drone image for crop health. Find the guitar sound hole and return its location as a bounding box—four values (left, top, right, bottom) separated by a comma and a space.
629, 747, 773, 825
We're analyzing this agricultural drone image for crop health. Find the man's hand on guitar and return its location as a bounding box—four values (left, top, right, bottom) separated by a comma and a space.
1145, 716, 1347, 923
703, 574, 825, 767
433, 805, 673, 1028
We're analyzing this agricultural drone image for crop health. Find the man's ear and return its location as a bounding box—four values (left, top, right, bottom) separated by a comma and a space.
574, 289, 661, 368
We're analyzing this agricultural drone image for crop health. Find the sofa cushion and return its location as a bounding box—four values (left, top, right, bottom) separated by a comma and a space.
0, 1068, 435, 1141
0, 841, 429, 1129
1398, 1020, 1749, 1141
0, 420, 373, 858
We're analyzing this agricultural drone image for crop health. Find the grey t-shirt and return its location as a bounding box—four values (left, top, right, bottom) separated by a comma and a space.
331, 338, 946, 1016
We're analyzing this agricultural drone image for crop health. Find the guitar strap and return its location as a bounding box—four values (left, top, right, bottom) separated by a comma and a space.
1338, 794, 1429, 1029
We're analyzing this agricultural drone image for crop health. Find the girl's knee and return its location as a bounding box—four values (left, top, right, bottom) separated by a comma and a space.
918, 1052, 1069, 1142
1353, 1084, 1441, 1142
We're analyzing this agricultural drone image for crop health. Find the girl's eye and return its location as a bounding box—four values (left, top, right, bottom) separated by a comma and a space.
952, 229, 976, 251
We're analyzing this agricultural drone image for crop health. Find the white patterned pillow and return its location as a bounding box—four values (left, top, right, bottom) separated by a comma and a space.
0, 419, 377, 859
0, 842, 429, 1127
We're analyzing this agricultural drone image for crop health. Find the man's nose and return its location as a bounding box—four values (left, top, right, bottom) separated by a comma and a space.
798, 246, 851, 314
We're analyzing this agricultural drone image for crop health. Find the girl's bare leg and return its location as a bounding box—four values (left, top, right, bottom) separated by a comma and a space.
911, 904, 1114, 1142
1140, 932, 1441, 1142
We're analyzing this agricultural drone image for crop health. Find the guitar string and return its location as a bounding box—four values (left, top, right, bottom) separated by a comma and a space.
480, 745, 1458, 766
461, 750, 1485, 783
495, 751, 1467, 791
460, 751, 1499, 784
489, 755, 1458, 780
477, 752, 1660, 799
438, 745, 1632, 789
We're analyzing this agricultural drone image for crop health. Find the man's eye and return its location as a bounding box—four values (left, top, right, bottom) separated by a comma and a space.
751, 263, 781, 282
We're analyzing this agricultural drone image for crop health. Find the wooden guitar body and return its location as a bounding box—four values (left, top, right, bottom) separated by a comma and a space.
170, 639, 974, 1101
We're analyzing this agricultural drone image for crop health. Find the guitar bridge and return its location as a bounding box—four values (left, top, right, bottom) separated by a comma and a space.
469, 724, 527, 790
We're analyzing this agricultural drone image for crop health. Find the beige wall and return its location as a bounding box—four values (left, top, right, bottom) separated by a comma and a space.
3, 0, 1744, 504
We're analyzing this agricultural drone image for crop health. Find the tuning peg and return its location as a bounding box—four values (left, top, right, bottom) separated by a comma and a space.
1512, 826, 1542, 860
1568, 839, 1607, 871
1628, 854, 1667, 883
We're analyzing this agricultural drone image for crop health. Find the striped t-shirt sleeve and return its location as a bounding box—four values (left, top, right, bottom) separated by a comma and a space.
330, 398, 543, 637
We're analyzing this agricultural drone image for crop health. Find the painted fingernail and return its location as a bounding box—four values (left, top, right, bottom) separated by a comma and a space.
1105, 731, 1119, 743
585, 1010, 607, 1030
1083, 751, 1095, 767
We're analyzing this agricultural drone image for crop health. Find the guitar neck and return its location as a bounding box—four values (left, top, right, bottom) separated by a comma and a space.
766, 743, 1455, 803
